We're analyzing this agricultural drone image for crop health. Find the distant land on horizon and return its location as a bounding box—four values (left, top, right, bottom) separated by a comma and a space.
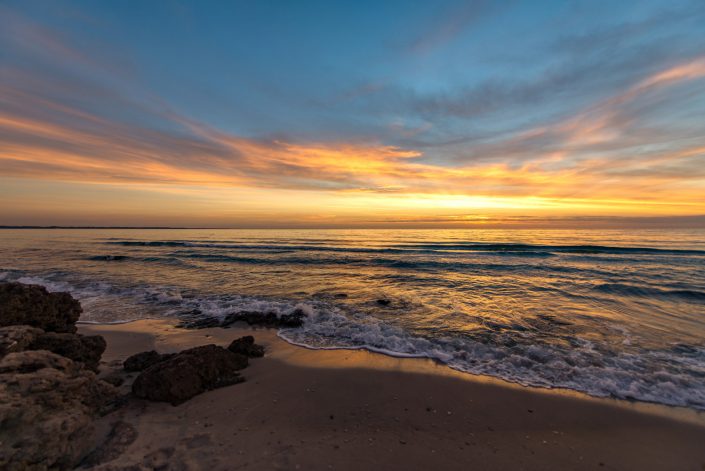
1, 214, 705, 231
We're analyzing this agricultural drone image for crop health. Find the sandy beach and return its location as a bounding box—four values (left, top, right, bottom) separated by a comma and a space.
79, 320, 705, 471
6, 0, 705, 468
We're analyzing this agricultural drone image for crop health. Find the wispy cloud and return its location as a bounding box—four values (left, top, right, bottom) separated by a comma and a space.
406, 1, 497, 55
1, 2, 704, 226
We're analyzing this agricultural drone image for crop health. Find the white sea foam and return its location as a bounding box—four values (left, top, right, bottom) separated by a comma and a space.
5, 272, 705, 410
278, 305, 705, 410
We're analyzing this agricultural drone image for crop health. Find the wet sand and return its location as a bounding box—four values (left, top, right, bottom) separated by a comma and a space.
80, 320, 705, 470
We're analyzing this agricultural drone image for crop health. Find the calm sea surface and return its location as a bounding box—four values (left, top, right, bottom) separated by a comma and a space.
1, 228, 704, 409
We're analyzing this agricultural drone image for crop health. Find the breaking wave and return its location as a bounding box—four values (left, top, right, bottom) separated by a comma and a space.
3, 270, 704, 411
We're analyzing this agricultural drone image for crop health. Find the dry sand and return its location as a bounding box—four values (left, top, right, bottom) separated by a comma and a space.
80, 320, 705, 471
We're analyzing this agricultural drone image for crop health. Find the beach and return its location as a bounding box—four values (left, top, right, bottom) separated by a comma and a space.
4, 229, 705, 411
5, 0, 705, 468
80, 319, 705, 471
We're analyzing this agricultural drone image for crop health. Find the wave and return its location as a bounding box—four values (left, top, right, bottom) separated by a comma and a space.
280, 309, 705, 410
106, 240, 705, 256
593, 283, 705, 302
395, 242, 705, 256
166, 250, 618, 278
86, 255, 187, 266
88, 255, 131, 261
5, 270, 705, 410
107, 240, 435, 255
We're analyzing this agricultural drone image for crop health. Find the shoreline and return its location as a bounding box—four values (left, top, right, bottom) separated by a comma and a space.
80, 319, 705, 470
82, 317, 705, 426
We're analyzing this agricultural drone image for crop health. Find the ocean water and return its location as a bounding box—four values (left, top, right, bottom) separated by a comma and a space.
1, 228, 704, 410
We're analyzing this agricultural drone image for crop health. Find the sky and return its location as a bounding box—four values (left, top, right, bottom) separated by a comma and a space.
1, 0, 705, 228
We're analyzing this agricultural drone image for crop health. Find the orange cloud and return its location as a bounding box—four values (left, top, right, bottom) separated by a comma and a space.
1, 57, 705, 223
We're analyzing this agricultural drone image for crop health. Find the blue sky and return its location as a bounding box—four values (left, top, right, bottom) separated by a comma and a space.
1, 0, 704, 226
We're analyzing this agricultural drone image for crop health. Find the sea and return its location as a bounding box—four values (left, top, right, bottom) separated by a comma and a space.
1, 228, 704, 410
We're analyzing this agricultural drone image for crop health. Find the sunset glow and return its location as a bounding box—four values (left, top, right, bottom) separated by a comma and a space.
1, 1, 704, 227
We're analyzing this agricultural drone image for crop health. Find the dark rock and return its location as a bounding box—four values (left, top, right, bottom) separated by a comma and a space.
0, 350, 118, 470
280, 309, 307, 327
101, 371, 125, 387
221, 308, 306, 328
132, 345, 248, 405
228, 335, 265, 358
0, 326, 106, 372
0, 282, 82, 333
376, 299, 391, 306
221, 310, 277, 327
176, 316, 222, 329
179, 308, 306, 330
30, 332, 106, 372
0, 325, 44, 357
123, 350, 175, 372
80, 421, 138, 468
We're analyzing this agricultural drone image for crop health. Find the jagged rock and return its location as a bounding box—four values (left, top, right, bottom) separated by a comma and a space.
0, 326, 106, 372
132, 345, 248, 405
0, 350, 118, 471
30, 332, 106, 372
123, 350, 175, 372
0, 325, 44, 357
0, 282, 82, 333
227, 335, 265, 358
180, 308, 307, 330
177, 316, 222, 329
101, 371, 125, 387
221, 308, 306, 328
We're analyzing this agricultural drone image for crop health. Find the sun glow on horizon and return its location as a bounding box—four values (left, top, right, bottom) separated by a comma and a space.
1, 3, 704, 228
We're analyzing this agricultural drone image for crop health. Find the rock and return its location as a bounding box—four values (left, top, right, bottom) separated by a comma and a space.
376, 299, 391, 306
0, 325, 44, 357
221, 308, 306, 328
179, 308, 306, 330
227, 335, 265, 358
30, 332, 106, 372
0, 282, 82, 333
0, 326, 106, 372
0, 350, 118, 471
132, 345, 248, 405
101, 371, 125, 387
123, 350, 174, 372
277, 308, 308, 327
177, 316, 222, 329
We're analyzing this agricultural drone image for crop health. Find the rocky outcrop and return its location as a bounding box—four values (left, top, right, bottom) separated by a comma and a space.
0, 282, 121, 470
0, 326, 106, 372
101, 371, 125, 387
228, 335, 265, 358
0, 325, 43, 356
30, 332, 106, 372
222, 309, 306, 328
179, 308, 306, 329
177, 315, 222, 329
0, 282, 82, 333
123, 350, 175, 372
0, 350, 117, 471
132, 345, 248, 405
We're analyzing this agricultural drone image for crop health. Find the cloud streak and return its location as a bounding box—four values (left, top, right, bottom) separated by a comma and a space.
1, 2, 704, 226
2, 54, 705, 210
